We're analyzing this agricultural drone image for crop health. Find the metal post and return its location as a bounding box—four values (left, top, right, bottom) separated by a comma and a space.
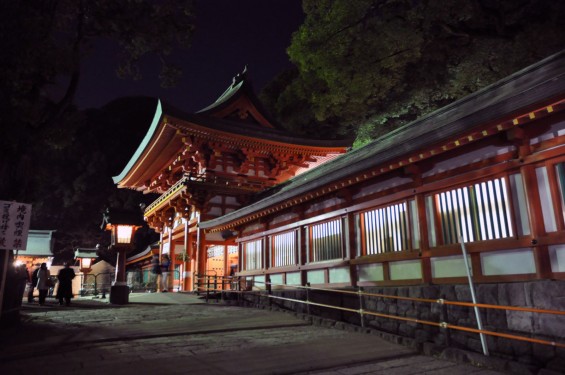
266, 275, 272, 309
460, 237, 489, 356
206, 275, 209, 303
306, 282, 311, 316
0, 251, 10, 321
358, 286, 365, 328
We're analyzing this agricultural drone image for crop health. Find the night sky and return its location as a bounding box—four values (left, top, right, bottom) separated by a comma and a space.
74, 0, 304, 111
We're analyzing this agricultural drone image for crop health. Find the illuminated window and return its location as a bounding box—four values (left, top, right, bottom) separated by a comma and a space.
271, 230, 297, 267
361, 201, 413, 255
308, 219, 343, 262
243, 240, 262, 270
435, 177, 513, 244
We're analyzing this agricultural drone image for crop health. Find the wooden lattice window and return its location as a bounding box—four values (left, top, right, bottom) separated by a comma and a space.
271, 230, 297, 267
435, 177, 513, 244
243, 239, 262, 270
309, 219, 344, 262
361, 202, 409, 254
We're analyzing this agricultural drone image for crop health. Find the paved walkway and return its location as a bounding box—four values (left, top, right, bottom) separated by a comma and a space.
0, 293, 507, 375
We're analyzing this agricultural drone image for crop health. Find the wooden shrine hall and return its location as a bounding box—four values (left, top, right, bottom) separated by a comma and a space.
113, 52, 565, 367
113, 70, 351, 291
116, 51, 565, 293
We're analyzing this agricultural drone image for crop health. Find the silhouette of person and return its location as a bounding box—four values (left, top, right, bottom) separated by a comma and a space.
36, 263, 51, 306
28, 264, 40, 303
57, 262, 76, 306
150, 254, 161, 291
160, 254, 171, 292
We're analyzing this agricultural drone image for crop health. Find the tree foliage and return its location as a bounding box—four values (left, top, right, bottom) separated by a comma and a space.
0, 1, 194, 261
262, 0, 565, 146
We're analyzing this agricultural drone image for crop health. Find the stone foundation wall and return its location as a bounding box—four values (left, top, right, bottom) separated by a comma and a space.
235, 280, 565, 373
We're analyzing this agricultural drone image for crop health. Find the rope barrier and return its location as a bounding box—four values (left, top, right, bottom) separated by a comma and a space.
203, 276, 565, 350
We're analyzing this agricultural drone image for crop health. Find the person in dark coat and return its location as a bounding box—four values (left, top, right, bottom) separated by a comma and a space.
56, 262, 76, 306
27, 264, 40, 303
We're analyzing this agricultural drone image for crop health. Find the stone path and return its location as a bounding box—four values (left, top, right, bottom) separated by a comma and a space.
0, 293, 507, 374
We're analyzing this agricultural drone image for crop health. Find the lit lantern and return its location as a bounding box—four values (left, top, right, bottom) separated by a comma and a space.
75, 247, 98, 274
100, 208, 144, 304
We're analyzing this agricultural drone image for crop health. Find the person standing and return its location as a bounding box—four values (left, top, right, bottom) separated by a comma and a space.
150, 254, 161, 291
160, 254, 170, 292
57, 262, 76, 306
36, 263, 51, 306
27, 264, 40, 303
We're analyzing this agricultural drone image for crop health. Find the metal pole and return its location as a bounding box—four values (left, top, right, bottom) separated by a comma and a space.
358, 286, 365, 328
460, 237, 489, 356
0, 251, 10, 321
306, 282, 311, 316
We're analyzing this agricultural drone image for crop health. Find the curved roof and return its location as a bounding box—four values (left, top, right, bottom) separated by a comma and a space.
113, 72, 351, 191
199, 50, 565, 230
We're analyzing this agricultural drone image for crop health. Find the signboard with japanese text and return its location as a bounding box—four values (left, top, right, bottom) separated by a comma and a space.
0, 201, 32, 250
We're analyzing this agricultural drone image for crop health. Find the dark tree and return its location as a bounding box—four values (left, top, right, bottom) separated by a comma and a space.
0, 1, 194, 261
262, 0, 565, 146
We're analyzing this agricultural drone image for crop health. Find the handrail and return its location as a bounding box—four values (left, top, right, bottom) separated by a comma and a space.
265, 282, 565, 316
200, 276, 565, 350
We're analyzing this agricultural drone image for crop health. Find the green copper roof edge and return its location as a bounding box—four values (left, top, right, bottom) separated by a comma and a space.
112, 100, 163, 185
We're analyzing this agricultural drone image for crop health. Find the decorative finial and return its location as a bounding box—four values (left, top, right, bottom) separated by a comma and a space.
232, 65, 248, 86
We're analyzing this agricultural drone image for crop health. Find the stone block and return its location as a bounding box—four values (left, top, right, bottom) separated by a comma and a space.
534, 313, 565, 337
477, 283, 498, 305
434, 332, 447, 346
414, 328, 432, 343
455, 285, 473, 302
382, 320, 399, 334
532, 342, 555, 364
546, 355, 565, 372
399, 323, 416, 337
486, 308, 508, 329
505, 359, 537, 375
510, 338, 532, 357
507, 310, 534, 333
423, 285, 441, 299
439, 285, 457, 301
397, 287, 409, 297
532, 280, 565, 310
409, 286, 423, 298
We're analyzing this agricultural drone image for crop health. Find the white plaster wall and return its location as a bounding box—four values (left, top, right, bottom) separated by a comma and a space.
352, 176, 412, 200
422, 144, 514, 178
530, 119, 565, 144
269, 274, 284, 288
305, 197, 345, 214
431, 255, 472, 278
389, 260, 422, 280
357, 263, 384, 282
481, 248, 536, 275
270, 212, 299, 226
307, 269, 325, 284
286, 272, 301, 285
329, 267, 350, 283
254, 275, 266, 290
241, 222, 263, 235
549, 245, 565, 272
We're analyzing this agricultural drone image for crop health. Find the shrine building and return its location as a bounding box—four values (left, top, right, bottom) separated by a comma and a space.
113, 70, 351, 291
115, 51, 565, 293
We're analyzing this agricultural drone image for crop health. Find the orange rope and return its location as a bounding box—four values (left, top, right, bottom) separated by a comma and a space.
265, 293, 565, 349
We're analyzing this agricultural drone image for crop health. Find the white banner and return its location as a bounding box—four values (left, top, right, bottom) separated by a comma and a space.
0, 201, 32, 250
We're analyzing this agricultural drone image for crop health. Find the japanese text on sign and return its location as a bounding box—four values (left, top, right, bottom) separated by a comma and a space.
0, 201, 32, 250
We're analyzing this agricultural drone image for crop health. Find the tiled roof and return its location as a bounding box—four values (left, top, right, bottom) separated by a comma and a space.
200, 50, 565, 230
